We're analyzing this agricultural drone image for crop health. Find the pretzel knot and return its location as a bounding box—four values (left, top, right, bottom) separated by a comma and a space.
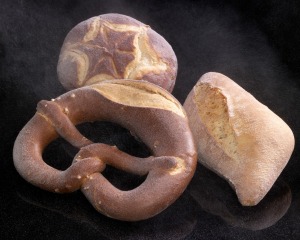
13, 80, 197, 221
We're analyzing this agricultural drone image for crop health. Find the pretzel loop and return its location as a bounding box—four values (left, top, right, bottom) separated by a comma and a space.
76, 143, 185, 220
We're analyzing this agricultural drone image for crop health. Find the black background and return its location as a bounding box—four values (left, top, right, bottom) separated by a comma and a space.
1, 0, 300, 239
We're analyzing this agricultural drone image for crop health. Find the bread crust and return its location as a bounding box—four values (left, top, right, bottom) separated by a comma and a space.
57, 14, 177, 92
13, 80, 196, 221
184, 72, 295, 206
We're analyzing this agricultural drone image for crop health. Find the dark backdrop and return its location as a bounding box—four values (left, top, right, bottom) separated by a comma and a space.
1, 0, 299, 239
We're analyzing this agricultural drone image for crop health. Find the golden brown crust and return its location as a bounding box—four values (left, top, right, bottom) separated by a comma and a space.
57, 14, 177, 92
13, 80, 196, 221
184, 72, 295, 206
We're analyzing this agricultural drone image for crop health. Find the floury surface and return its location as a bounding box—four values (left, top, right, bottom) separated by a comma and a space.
1, 0, 300, 239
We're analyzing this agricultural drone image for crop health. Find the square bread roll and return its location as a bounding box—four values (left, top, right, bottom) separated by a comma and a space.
184, 72, 295, 206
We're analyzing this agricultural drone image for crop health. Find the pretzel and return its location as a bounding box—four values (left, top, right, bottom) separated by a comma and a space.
57, 13, 177, 92
13, 80, 197, 221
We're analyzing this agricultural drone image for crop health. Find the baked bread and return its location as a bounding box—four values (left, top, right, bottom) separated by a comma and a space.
184, 72, 295, 206
57, 14, 177, 92
13, 79, 197, 221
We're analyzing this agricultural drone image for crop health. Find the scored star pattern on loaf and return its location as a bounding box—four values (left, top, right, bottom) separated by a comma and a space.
64, 18, 142, 86
81, 22, 137, 78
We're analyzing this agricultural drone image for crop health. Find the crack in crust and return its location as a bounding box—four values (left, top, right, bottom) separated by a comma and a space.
194, 83, 238, 161
91, 80, 186, 118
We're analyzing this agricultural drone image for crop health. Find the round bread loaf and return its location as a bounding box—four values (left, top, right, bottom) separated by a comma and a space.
57, 14, 177, 92
184, 72, 295, 206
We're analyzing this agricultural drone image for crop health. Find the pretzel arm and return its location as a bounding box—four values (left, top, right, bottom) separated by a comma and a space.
37, 100, 93, 148
75, 143, 177, 176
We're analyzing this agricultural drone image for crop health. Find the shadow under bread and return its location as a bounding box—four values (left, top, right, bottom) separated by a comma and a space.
187, 164, 292, 231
